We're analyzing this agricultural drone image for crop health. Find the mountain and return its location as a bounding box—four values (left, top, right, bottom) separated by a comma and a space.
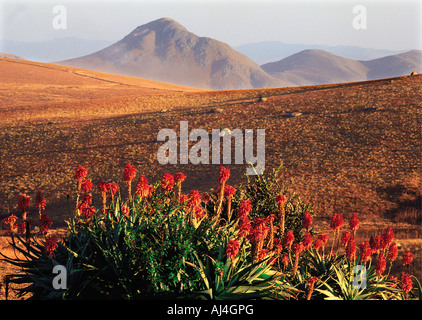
235, 41, 407, 65
0, 52, 24, 60
0, 38, 114, 63
262, 49, 422, 86
57, 18, 285, 90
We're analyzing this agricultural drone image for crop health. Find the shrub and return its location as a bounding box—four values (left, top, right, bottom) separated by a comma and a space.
1, 165, 420, 300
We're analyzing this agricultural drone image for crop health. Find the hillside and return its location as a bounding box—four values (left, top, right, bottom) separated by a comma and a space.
262, 49, 422, 86
0, 55, 420, 232
58, 18, 285, 90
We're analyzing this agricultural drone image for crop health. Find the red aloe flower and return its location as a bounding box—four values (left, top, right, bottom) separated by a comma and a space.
45, 235, 59, 259
349, 212, 360, 233
218, 166, 230, 184
330, 212, 343, 232
223, 185, 236, 199
188, 189, 202, 210
201, 193, 210, 203
314, 233, 328, 250
173, 172, 186, 183
237, 215, 251, 238
275, 194, 287, 205
388, 242, 398, 262
35, 190, 46, 212
39, 213, 52, 236
400, 272, 413, 295
18, 193, 30, 213
82, 206, 96, 222
135, 175, 152, 199
382, 226, 394, 249
281, 253, 289, 267
341, 231, 352, 246
359, 241, 372, 263
108, 182, 119, 199
402, 251, 413, 266
81, 179, 93, 193
160, 172, 175, 193
123, 163, 136, 182
4, 214, 18, 226
375, 252, 387, 276
303, 232, 313, 250
238, 199, 252, 219
283, 230, 295, 250
370, 235, 383, 253
345, 237, 357, 262
226, 239, 240, 263
302, 211, 312, 230
74, 165, 87, 181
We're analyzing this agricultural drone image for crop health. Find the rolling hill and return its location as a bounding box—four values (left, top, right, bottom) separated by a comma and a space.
262, 49, 422, 86
58, 18, 285, 90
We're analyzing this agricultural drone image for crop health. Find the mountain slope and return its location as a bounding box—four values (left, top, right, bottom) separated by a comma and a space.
235, 41, 406, 65
58, 18, 285, 90
262, 49, 421, 86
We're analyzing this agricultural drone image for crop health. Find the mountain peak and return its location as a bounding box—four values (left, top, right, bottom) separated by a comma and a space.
132, 17, 188, 34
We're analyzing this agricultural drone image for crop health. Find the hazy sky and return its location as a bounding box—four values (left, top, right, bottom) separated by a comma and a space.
1, 0, 421, 50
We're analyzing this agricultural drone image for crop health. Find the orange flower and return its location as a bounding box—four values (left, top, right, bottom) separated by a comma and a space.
35, 190, 46, 212
123, 163, 136, 182
302, 211, 312, 230
218, 166, 230, 184
375, 252, 387, 275
45, 235, 59, 259
349, 213, 360, 233
388, 242, 398, 262
330, 213, 343, 232
402, 251, 413, 266
226, 239, 240, 263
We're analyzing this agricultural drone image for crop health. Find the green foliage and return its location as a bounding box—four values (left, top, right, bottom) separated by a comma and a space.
1, 165, 418, 300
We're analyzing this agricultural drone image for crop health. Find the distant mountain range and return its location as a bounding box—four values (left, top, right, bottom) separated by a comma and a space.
0, 38, 113, 63
234, 41, 410, 65
261, 49, 422, 86
2, 18, 421, 90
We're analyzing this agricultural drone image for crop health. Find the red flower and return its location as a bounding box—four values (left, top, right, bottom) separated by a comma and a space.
108, 182, 119, 197
82, 206, 96, 221
238, 199, 252, 219
174, 172, 186, 183
303, 232, 313, 250
275, 194, 287, 205
193, 207, 205, 220
223, 185, 236, 199
388, 242, 398, 262
388, 275, 398, 288
160, 172, 175, 192
281, 253, 289, 267
179, 194, 188, 204
400, 272, 413, 294
370, 235, 383, 253
314, 233, 328, 250
218, 166, 230, 184
237, 215, 251, 238
349, 213, 360, 232
188, 190, 202, 210
98, 181, 109, 193
402, 251, 413, 266
292, 242, 304, 255
302, 211, 312, 230
135, 175, 152, 199
345, 237, 357, 262
330, 213, 343, 232
18, 193, 30, 213
257, 249, 269, 261
81, 179, 93, 193
359, 241, 372, 263
201, 193, 210, 203
4, 214, 18, 226
35, 190, 46, 211
341, 231, 352, 246
375, 252, 387, 276
45, 235, 59, 259
123, 163, 136, 182
382, 226, 394, 249
74, 165, 87, 180
39, 213, 52, 235
122, 205, 130, 216
283, 230, 295, 249
226, 239, 240, 262
273, 238, 283, 254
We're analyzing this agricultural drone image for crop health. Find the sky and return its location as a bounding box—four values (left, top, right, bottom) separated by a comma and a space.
1, 0, 421, 51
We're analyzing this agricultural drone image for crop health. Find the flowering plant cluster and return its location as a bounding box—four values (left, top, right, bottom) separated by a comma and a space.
1, 164, 420, 300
